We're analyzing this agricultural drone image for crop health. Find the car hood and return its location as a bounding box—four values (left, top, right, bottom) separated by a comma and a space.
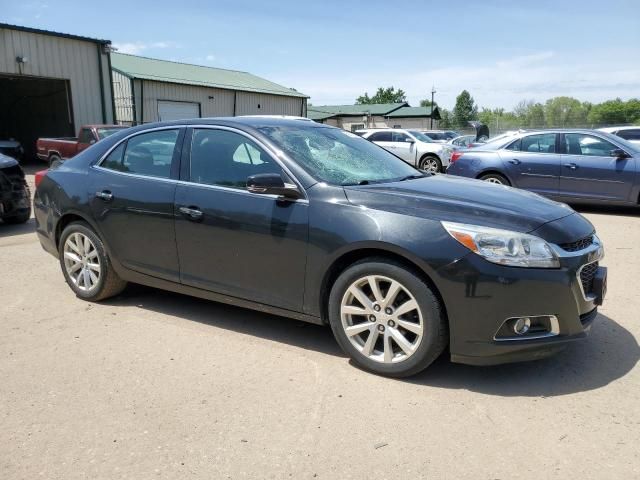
343, 174, 588, 236
0, 140, 20, 148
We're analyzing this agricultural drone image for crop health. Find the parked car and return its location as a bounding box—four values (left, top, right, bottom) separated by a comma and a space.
0, 153, 31, 224
357, 128, 453, 173
0, 138, 24, 162
598, 126, 640, 145
419, 130, 460, 143
35, 117, 606, 377
37, 125, 128, 166
448, 135, 477, 149
446, 129, 640, 206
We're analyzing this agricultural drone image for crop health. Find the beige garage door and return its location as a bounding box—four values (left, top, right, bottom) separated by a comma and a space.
157, 101, 200, 121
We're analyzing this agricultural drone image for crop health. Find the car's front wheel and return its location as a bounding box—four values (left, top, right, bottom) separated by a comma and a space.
418, 155, 442, 174
328, 259, 448, 377
59, 222, 127, 301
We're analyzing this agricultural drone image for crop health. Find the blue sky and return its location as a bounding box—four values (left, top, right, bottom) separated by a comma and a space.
3, 0, 639, 109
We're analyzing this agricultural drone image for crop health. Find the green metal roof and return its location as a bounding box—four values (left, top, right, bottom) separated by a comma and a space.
111, 53, 308, 98
385, 106, 440, 119
306, 109, 336, 121
308, 103, 407, 117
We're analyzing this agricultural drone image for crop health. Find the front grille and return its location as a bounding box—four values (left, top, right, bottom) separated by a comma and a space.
580, 262, 598, 295
560, 235, 594, 252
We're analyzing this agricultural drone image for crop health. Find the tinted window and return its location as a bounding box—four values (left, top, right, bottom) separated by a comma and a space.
565, 133, 617, 157
505, 139, 521, 151
78, 128, 94, 144
102, 129, 178, 178
368, 131, 392, 142
96, 127, 126, 139
190, 129, 283, 189
520, 133, 556, 153
617, 129, 640, 141
391, 131, 409, 142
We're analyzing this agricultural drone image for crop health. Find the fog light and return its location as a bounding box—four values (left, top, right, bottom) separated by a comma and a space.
513, 317, 531, 335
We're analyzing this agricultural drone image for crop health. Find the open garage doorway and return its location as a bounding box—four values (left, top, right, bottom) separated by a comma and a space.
0, 75, 74, 162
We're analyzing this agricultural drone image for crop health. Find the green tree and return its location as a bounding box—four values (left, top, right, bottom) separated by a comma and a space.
526, 103, 546, 128
452, 90, 478, 127
587, 98, 640, 125
356, 87, 406, 104
438, 108, 453, 128
544, 96, 588, 127
419, 99, 437, 108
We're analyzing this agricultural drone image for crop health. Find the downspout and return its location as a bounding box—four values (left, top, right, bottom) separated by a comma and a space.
106, 45, 117, 124
130, 77, 137, 125
96, 44, 107, 123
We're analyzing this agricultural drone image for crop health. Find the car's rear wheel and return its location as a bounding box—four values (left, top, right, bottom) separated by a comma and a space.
59, 222, 127, 301
328, 259, 448, 377
418, 155, 442, 174
479, 173, 510, 185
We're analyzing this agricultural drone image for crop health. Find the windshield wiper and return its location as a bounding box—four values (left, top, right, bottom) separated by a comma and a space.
397, 174, 426, 182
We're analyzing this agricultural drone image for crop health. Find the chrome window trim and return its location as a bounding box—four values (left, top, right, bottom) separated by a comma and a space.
184, 124, 309, 201
91, 124, 309, 203
493, 315, 560, 341
95, 125, 184, 170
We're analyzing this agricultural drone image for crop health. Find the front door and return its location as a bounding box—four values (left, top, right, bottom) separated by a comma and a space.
559, 132, 636, 202
90, 128, 183, 282
390, 131, 416, 164
499, 132, 561, 195
174, 127, 309, 311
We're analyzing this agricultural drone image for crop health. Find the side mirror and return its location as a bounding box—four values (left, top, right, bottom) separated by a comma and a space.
610, 148, 629, 159
405, 138, 415, 143
247, 173, 303, 199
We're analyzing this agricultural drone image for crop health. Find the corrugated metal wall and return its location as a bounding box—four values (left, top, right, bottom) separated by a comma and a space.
0, 27, 114, 127
133, 79, 306, 123
235, 92, 304, 116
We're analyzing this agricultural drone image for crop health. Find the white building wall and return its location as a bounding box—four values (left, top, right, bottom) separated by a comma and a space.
0, 26, 113, 127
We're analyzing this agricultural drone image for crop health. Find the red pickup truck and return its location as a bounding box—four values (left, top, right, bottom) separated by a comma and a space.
37, 125, 128, 166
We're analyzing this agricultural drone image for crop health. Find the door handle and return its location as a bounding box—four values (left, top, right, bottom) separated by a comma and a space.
179, 206, 203, 220
95, 190, 113, 201
508, 159, 521, 165
565, 163, 578, 170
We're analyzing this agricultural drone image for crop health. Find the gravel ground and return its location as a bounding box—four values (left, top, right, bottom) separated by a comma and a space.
1, 167, 638, 479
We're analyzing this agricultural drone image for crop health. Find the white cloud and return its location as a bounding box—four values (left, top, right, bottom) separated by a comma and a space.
205, 54, 216, 62
281, 50, 640, 109
112, 41, 179, 55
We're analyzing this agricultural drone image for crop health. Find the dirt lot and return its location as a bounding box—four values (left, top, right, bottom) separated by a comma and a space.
1, 168, 639, 479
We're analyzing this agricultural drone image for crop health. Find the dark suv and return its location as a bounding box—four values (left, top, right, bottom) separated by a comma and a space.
34, 118, 606, 377
0, 153, 30, 224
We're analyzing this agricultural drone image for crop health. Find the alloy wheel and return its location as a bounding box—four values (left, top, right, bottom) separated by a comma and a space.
420, 157, 439, 174
340, 275, 424, 364
63, 232, 101, 292
485, 177, 504, 184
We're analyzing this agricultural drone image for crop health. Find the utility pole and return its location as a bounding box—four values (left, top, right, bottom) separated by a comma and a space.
430, 86, 436, 129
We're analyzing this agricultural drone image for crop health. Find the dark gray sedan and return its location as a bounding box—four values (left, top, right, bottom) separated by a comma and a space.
447, 129, 640, 206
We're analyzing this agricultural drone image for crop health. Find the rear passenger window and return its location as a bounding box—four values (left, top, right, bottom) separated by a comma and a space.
102, 130, 179, 178
521, 134, 556, 153
190, 129, 283, 189
617, 129, 640, 141
505, 139, 521, 151
368, 132, 392, 142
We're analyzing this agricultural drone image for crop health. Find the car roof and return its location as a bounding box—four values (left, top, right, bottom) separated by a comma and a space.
598, 126, 639, 132
122, 116, 334, 132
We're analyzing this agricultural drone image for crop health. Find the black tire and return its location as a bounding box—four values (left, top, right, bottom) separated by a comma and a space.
479, 173, 510, 185
328, 258, 448, 377
48, 154, 61, 168
58, 221, 127, 301
418, 155, 442, 174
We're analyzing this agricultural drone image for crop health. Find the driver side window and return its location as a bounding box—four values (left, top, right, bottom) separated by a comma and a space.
190, 129, 283, 189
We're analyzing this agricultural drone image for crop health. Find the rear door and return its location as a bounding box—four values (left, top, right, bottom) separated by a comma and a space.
559, 132, 636, 202
90, 127, 184, 282
174, 127, 309, 311
390, 131, 416, 164
499, 132, 561, 195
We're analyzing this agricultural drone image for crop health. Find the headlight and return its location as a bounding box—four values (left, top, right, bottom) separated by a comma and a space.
442, 221, 560, 268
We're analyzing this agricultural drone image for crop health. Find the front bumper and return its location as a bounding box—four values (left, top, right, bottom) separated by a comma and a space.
435, 237, 605, 366
0, 182, 30, 219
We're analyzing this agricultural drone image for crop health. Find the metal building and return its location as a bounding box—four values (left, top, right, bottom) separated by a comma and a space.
0, 23, 115, 159
111, 53, 308, 124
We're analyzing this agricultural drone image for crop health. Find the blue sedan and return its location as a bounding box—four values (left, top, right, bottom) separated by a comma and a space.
446, 129, 640, 206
